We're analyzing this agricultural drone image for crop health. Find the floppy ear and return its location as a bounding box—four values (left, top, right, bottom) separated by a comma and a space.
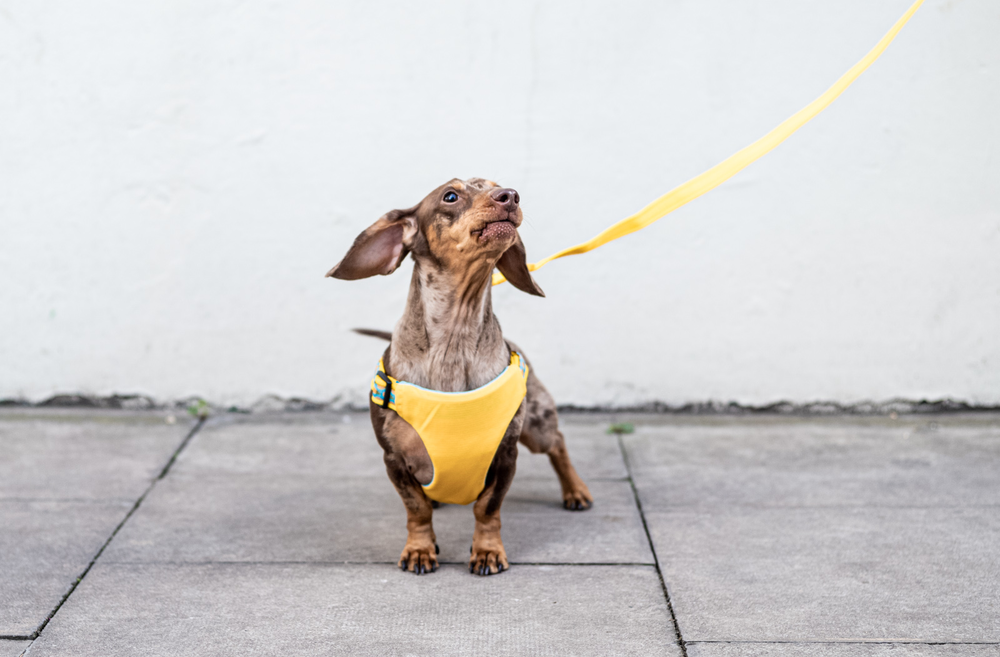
496, 232, 544, 297
326, 208, 417, 280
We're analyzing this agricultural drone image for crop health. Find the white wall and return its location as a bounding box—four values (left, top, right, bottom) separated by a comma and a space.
1, 0, 998, 408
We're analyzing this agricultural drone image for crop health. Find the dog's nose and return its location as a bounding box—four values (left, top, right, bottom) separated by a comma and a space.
490, 187, 520, 212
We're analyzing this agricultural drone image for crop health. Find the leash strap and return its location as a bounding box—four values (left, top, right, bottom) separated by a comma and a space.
492, 0, 924, 287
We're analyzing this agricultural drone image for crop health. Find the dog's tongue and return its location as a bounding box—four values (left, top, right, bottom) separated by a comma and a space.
481, 220, 515, 241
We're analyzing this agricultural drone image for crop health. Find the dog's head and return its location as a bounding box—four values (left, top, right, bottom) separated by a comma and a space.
326, 178, 543, 296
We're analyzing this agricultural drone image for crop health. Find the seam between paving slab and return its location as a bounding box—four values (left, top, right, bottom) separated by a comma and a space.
687, 640, 1000, 645
0, 417, 206, 648
643, 503, 1000, 509
618, 434, 689, 657
92, 560, 658, 567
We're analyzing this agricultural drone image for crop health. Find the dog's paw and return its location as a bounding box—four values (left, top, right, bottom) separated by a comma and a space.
562, 484, 593, 511
398, 542, 439, 575
469, 544, 508, 576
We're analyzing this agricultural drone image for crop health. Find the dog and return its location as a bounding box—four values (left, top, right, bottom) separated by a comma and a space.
327, 178, 592, 576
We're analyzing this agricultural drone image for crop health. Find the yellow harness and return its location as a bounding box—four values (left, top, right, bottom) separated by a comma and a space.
371, 352, 529, 505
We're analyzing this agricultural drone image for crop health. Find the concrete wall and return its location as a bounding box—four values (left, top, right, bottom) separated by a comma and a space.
2, 0, 998, 408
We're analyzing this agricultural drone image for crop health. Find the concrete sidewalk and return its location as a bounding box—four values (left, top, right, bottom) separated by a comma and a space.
1, 409, 998, 656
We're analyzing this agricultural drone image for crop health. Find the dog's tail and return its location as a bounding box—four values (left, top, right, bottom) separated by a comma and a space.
352, 328, 393, 341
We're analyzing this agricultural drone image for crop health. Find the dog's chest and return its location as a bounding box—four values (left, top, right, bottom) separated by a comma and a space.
391, 340, 508, 392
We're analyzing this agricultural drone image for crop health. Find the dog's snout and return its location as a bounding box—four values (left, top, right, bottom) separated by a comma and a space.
490, 187, 520, 211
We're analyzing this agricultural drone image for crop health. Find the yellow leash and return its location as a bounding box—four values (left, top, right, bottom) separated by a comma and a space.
493, 0, 924, 287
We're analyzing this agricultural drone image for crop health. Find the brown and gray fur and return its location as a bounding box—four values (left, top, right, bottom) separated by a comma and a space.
327, 178, 592, 577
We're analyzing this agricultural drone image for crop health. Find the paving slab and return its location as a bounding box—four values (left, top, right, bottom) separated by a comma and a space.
686, 643, 1000, 656
0, 641, 30, 657
624, 415, 1000, 507
99, 471, 403, 563
0, 409, 195, 501
622, 414, 1000, 645
647, 506, 1000, 642
28, 563, 681, 657
0, 410, 193, 637
175, 413, 388, 478
0, 500, 131, 636
102, 472, 650, 565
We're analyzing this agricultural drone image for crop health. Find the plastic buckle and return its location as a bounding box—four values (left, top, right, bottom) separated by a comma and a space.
375, 371, 393, 409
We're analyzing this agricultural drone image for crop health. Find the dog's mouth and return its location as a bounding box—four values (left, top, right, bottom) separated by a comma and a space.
475, 219, 516, 243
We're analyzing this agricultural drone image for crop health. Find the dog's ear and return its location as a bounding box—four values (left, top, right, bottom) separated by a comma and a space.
496, 232, 544, 297
326, 208, 418, 280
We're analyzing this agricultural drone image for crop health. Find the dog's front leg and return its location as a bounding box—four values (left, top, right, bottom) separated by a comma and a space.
470, 415, 521, 576
385, 451, 438, 574
379, 414, 438, 575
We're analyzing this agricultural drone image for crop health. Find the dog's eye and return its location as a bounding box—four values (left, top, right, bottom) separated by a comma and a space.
442, 191, 458, 203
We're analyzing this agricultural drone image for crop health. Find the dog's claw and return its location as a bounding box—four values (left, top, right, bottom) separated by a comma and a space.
563, 492, 593, 511
435, 544, 440, 555
469, 546, 507, 576
399, 544, 438, 575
